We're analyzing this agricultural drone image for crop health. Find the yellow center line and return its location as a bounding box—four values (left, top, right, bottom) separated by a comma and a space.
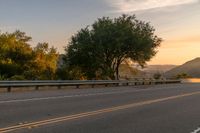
1, 91, 200, 133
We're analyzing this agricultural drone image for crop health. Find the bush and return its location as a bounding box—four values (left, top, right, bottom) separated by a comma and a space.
56, 66, 86, 80
9, 75, 25, 80
153, 73, 162, 80
175, 73, 190, 79
0, 75, 5, 80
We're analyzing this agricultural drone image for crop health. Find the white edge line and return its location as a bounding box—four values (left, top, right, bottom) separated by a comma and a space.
0, 86, 183, 104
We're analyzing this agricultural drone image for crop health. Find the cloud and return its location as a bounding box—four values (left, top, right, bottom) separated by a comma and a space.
106, 0, 199, 12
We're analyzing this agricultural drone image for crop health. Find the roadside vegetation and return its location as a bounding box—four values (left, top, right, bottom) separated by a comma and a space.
0, 31, 59, 80
175, 73, 191, 79
0, 14, 162, 80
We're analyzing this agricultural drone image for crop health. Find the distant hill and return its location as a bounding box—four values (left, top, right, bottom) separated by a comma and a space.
119, 64, 145, 79
119, 64, 176, 79
142, 65, 176, 73
165, 58, 200, 78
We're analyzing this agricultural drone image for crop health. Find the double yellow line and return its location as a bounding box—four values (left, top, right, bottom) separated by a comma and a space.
1, 91, 200, 133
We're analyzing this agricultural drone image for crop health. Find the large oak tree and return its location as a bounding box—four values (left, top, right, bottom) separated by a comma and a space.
66, 14, 162, 79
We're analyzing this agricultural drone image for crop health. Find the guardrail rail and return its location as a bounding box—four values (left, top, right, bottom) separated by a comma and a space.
0, 79, 181, 92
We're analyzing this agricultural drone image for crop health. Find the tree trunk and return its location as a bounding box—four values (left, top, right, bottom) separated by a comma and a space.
116, 67, 119, 80
115, 62, 120, 80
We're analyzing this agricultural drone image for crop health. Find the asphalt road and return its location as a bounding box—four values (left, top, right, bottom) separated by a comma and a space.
0, 83, 200, 133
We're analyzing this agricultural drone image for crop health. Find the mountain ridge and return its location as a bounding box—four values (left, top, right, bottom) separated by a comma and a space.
165, 57, 200, 78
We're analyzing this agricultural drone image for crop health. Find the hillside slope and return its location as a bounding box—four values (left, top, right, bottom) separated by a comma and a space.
142, 65, 176, 73
119, 64, 145, 79
165, 58, 200, 78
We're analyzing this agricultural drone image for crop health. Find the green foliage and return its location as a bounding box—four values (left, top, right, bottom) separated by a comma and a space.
29, 42, 59, 80
153, 73, 162, 80
0, 30, 33, 78
56, 64, 86, 80
10, 75, 25, 80
175, 73, 190, 79
0, 14, 162, 81
0, 31, 59, 80
64, 14, 162, 80
0, 75, 5, 80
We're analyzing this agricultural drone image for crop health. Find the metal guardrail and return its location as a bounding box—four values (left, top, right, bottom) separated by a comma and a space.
0, 79, 181, 92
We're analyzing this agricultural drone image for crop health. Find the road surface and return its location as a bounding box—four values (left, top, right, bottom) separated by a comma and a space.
0, 83, 200, 133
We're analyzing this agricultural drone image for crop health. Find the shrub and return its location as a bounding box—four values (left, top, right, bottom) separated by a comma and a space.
9, 75, 25, 80
0, 75, 5, 80
153, 73, 162, 80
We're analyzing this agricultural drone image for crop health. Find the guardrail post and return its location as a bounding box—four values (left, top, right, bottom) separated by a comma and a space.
76, 85, 79, 89
91, 84, 94, 88
35, 86, 39, 90
142, 81, 145, 85
7, 87, 11, 92
148, 79, 151, 85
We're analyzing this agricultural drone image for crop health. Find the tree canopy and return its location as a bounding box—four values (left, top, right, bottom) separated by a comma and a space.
0, 14, 162, 80
0, 31, 33, 78
0, 31, 59, 80
64, 14, 162, 80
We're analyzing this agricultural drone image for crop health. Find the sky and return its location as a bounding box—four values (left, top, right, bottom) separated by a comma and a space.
0, 0, 200, 65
